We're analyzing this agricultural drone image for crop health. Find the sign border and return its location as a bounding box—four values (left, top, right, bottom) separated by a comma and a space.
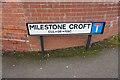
26, 22, 105, 36
90, 22, 106, 34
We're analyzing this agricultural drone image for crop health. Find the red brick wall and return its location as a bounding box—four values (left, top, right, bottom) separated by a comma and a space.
2, 2, 119, 51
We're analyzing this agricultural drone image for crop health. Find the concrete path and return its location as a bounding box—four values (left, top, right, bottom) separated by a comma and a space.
2, 47, 118, 78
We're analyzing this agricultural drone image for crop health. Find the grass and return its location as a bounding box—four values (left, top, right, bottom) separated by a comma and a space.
2, 35, 120, 60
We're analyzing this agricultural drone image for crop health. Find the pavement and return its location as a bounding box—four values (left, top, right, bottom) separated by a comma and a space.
2, 46, 119, 78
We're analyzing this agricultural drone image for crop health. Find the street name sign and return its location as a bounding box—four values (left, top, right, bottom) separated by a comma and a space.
27, 22, 105, 35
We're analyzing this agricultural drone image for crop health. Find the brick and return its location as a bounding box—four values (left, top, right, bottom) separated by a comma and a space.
41, 4, 53, 8
53, 13, 64, 17
59, 9, 71, 13
66, 13, 76, 16
52, 5, 65, 9
65, 5, 77, 8
48, 9, 60, 13
71, 8, 83, 12
2, 8, 24, 13
1, 2, 119, 51
23, 4, 30, 8
2, 26, 26, 30
25, 9, 36, 13
31, 13, 42, 16
2, 17, 25, 23
2, 3, 23, 8
30, 4, 41, 8
37, 17, 49, 21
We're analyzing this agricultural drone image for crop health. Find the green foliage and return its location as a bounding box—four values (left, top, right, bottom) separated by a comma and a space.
2, 35, 120, 60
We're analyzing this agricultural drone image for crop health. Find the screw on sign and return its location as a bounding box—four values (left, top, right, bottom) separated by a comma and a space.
95, 23, 101, 32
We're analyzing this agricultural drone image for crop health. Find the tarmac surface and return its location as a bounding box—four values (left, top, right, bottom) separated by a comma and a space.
2, 46, 119, 78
